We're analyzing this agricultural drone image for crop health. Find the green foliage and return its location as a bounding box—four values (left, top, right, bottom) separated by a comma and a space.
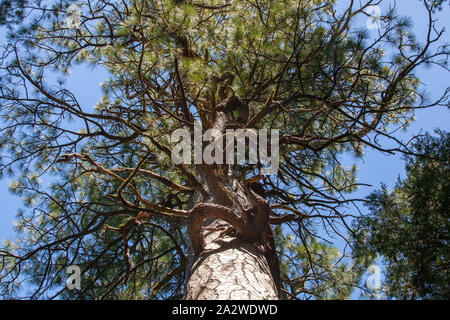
277, 226, 365, 299
0, 0, 27, 25
353, 131, 450, 299
0, 0, 447, 299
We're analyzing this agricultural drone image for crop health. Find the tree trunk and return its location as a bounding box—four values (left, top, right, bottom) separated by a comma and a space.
184, 220, 280, 300
182, 110, 283, 300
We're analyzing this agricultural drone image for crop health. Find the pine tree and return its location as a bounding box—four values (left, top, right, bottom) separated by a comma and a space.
353, 131, 449, 299
0, 0, 447, 299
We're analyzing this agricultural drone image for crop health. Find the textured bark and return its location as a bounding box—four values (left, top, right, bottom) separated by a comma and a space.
183, 180, 283, 300
182, 110, 282, 300
184, 238, 279, 300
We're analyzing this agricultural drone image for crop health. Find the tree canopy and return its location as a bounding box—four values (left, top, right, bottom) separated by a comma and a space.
353, 131, 449, 299
0, 0, 448, 299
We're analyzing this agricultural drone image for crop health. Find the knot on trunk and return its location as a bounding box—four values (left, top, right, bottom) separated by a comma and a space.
187, 186, 271, 255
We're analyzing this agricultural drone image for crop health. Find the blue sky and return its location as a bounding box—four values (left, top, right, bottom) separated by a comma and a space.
0, 0, 448, 298
336, 0, 449, 224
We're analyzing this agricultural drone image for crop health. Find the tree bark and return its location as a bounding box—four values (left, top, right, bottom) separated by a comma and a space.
183, 189, 283, 300
182, 109, 283, 300
184, 236, 279, 300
